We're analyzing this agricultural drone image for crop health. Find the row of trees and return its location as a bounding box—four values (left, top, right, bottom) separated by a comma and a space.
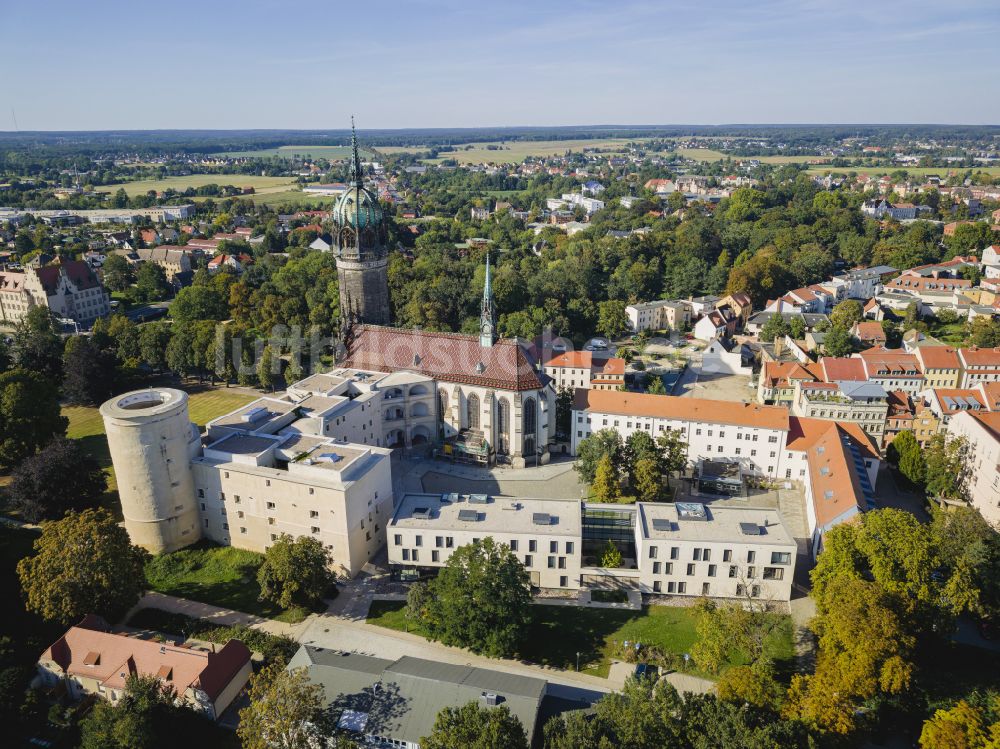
576, 429, 687, 502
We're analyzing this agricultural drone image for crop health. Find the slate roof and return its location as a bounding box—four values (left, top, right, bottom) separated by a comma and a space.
344, 325, 545, 391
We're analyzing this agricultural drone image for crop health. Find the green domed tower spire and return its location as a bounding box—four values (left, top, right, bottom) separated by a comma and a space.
333, 118, 390, 327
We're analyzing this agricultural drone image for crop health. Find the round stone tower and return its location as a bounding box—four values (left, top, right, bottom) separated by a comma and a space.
100, 388, 202, 554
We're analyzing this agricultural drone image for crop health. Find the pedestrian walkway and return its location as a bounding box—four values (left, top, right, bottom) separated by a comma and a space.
128, 591, 312, 639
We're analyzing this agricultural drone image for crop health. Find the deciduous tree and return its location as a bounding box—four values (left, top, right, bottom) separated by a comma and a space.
0, 368, 68, 468
238, 663, 325, 749
592, 454, 621, 501
17, 508, 147, 625
7, 438, 106, 522
422, 702, 528, 749
257, 534, 335, 610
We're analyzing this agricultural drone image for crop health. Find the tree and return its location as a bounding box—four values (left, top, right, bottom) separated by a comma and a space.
7, 438, 106, 522
12, 307, 63, 383
887, 430, 924, 487
100, 253, 134, 292
107, 314, 141, 367
62, 335, 116, 405
257, 344, 277, 392
600, 539, 623, 568
645, 375, 666, 394
923, 432, 968, 501
0, 368, 68, 468
968, 316, 1000, 348
632, 457, 662, 502
139, 322, 172, 372
422, 702, 528, 749
415, 538, 531, 658
830, 299, 864, 330
592, 454, 621, 501
543, 676, 685, 749
17, 508, 148, 625
135, 262, 171, 302
170, 285, 228, 322
574, 429, 624, 483
655, 430, 688, 487
238, 663, 325, 749
715, 661, 783, 710
931, 506, 1000, 619
822, 325, 854, 357
79, 674, 220, 749
257, 534, 335, 610
760, 313, 790, 343
919, 699, 995, 749
787, 315, 806, 340
597, 300, 629, 340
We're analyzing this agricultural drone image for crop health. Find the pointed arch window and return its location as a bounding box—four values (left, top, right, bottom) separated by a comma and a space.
467, 393, 480, 430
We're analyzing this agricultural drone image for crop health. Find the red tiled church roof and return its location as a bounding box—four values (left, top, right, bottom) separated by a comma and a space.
344, 325, 545, 391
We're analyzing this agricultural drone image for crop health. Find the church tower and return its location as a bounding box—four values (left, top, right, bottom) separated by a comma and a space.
480, 252, 496, 347
333, 120, 390, 327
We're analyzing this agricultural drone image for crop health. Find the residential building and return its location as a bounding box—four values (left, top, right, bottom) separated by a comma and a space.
958, 347, 1000, 387
857, 348, 925, 396
625, 299, 692, 332
572, 390, 790, 479
288, 646, 547, 749
693, 308, 730, 341
116, 246, 194, 283
947, 411, 1000, 527
745, 311, 829, 335
851, 321, 887, 347
542, 350, 626, 391
757, 361, 822, 406
915, 346, 962, 389
922, 388, 989, 426
718, 292, 754, 329
791, 379, 889, 442
38, 616, 251, 721
884, 391, 915, 448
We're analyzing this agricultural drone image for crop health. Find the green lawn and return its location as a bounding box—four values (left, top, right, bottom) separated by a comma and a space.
367, 600, 794, 679
925, 321, 967, 346
234, 189, 339, 208
60, 385, 256, 516
144, 542, 310, 623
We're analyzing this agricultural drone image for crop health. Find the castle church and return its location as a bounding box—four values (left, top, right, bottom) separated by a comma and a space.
334, 126, 555, 466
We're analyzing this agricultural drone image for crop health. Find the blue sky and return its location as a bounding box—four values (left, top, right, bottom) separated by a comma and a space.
4, 0, 999, 130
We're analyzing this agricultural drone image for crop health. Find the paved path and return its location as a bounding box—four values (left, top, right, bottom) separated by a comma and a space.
130, 591, 313, 639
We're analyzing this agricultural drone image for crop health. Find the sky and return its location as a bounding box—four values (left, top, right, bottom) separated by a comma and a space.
3, 0, 1000, 131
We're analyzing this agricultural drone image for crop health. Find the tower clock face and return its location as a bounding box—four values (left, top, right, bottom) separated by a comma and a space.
482, 323, 493, 335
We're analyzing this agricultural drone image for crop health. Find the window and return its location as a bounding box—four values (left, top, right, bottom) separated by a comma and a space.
510, 540, 518, 552
548, 556, 556, 568
198, 489, 204, 498
529, 540, 537, 552
268, 517, 275, 526
394, 534, 402, 545
311, 526, 320, 534
763, 567, 784, 580
653, 581, 661, 593
240, 527, 246, 534
558, 557, 566, 569
702, 582, 710, 595
687, 563, 695, 576
729, 565, 738, 578
270, 533, 277, 542
648, 546, 657, 559
653, 561, 661, 574
703, 549, 711, 562
665, 562, 673, 574
402, 549, 410, 561
560, 576, 568, 587
770, 551, 791, 565
435, 536, 443, 548
747, 566, 756, 578
200, 503, 206, 511
708, 564, 716, 577
310, 510, 319, 518
415, 536, 422, 547
432, 550, 440, 563
412, 550, 419, 562
550, 541, 558, 553
747, 550, 756, 563
524, 555, 533, 567
693, 549, 702, 561
670, 546, 679, 560
446, 536, 454, 548
751, 585, 760, 597
678, 582, 687, 594
266, 501, 275, 510
737, 584, 745, 596
566, 541, 574, 554
667, 581, 676, 593
233, 495, 240, 504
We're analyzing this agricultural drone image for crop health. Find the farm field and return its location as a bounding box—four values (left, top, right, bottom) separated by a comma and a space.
421, 138, 645, 164
62, 385, 257, 514
672, 146, 830, 165
805, 164, 1000, 177
219, 144, 427, 159
367, 600, 794, 679
97, 174, 298, 196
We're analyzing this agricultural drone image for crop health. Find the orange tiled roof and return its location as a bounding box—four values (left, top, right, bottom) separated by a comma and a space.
574, 389, 789, 431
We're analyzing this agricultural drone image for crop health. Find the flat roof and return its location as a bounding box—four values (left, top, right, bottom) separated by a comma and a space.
206, 433, 280, 457
637, 503, 795, 546
290, 373, 347, 393
390, 493, 581, 537
209, 397, 298, 433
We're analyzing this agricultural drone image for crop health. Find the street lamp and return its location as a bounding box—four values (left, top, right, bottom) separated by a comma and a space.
576, 652, 580, 672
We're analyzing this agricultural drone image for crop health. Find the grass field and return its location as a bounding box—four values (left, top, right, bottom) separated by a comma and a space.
62, 385, 257, 513
219, 145, 427, 159
672, 147, 830, 165
97, 174, 299, 197
144, 542, 311, 623
805, 164, 1000, 177
367, 600, 794, 679
421, 138, 644, 165
233, 189, 340, 208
